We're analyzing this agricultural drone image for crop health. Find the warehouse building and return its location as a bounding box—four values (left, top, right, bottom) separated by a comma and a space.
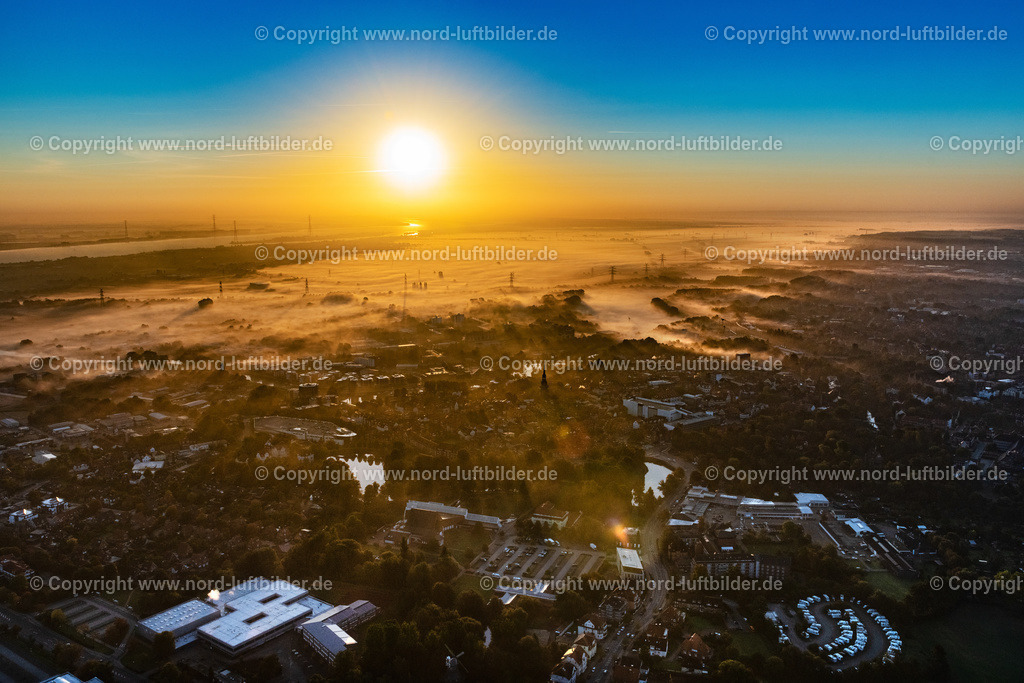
138, 599, 219, 648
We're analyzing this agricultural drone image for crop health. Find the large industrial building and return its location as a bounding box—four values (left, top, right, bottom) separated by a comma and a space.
137, 578, 376, 658
198, 580, 330, 656
794, 492, 831, 514
737, 498, 815, 521
138, 599, 219, 647
681, 486, 829, 523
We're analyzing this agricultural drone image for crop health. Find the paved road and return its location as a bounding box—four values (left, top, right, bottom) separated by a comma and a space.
645, 445, 696, 479
0, 604, 144, 683
0, 640, 50, 683
589, 448, 690, 682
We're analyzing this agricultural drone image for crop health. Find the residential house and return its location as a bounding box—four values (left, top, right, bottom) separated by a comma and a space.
577, 614, 609, 640
681, 633, 712, 668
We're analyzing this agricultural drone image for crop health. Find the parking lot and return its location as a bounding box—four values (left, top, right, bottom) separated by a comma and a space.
475, 543, 605, 585
58, 597, 122, 634
770, 598, 891, 670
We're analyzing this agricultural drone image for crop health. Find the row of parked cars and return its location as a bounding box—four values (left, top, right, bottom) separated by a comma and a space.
821, 608, 868, 662
795, 595, 901, 665
763, 610, 789, 645
865, 605, 902, 661
796, 594, 828, 638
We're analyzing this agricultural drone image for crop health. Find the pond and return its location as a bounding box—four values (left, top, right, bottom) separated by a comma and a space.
633, 461, 673, 504
343, 456, 384, 492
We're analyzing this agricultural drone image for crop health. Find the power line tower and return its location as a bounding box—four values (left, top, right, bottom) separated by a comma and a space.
609, 265, 617, 283
212, 214, 217, 232
509, 272, 515, 289
644, 263, 649, 276
123, 220, 128, 239
660, 253, 666, 266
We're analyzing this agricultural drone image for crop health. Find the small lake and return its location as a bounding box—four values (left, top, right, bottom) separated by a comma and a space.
344, 456, 384, 492
633, 461, 673, 504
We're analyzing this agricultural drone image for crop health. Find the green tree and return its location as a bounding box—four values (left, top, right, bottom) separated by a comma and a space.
717, 659, 757, 683
455, 590, 487, 622
152, 662, 184, 683
153, 631, 176, 660
554, 590, 589, 622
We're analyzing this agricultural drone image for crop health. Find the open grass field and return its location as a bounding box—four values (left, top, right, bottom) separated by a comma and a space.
730, 630, 773, 658
863, 571, 913, 601
686, 612, 726, 635
451, 572, 492, 598
906, 603, 1024, 682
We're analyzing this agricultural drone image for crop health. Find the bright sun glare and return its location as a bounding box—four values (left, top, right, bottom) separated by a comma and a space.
378, 127, 446, 190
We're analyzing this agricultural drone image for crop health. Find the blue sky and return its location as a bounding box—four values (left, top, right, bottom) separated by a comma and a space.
2, 1, 1022, 221
4, 1, 1020, 111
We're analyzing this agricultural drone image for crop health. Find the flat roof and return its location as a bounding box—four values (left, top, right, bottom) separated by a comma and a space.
616, 547, 643, 570
533, 501, 569, 518
302, 600, 377, 628
140, 599, 218, 634
205, 578, 299, 608
739, 498, 806, 509
298, 595, 334, 618
406, 500, 468, 516
631, 397, 682, 408
794, 492, 830, 505
199, 580, 312, 650
846, 518, 872, 535
405, 500, 502, 527
303, 622, 356, 658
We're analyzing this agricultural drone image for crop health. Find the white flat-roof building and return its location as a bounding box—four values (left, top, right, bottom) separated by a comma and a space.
623, 397, 689, 420
794, 493, 830, 513
139, 599, 220, 646
668, 514, 700, 528
137, 579, 352, 656
685, 486, 743, 508
32, 452, 57, 465
616, 547, 645, 581
132, 457, 164, 472
737, 498, 814, 521
198, 579, 320, 656
845, 518, 873, 536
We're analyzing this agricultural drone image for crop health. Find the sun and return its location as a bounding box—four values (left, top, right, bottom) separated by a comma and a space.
377, 126, 446, 190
